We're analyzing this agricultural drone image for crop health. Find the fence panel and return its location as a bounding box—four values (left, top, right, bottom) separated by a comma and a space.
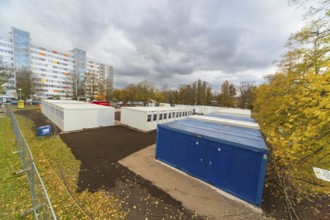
8, 105, 57, 220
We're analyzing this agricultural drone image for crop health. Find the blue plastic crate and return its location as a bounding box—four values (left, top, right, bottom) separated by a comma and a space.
37, 125, 52, 136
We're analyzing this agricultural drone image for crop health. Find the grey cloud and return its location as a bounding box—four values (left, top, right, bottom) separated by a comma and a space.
0, 0, 305, 89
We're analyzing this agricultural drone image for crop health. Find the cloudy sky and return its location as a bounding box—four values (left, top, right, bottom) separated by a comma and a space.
0, 0, 305, 90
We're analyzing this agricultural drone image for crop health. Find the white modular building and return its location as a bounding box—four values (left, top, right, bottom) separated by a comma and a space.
120, 107, 194, 132
189, 115, 260, 130
41, 100, 114, 132
170, 104, 251, 116
216, 108, 251, 117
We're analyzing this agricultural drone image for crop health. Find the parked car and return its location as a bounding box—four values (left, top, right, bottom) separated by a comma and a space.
26, 99, 33, 105
115, 101, 126, 108
11, 99, 18, 105
32, 100, 39, 105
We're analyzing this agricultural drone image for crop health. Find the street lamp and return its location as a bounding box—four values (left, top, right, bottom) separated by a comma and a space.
18, 88, 22, 100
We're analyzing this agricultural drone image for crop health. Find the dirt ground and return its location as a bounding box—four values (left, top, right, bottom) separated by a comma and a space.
16, 109, 201, 219
120, 144, 266, 220
15, 109, 330, 220
261, 153, 330, 220
16, 109, 61, 134
115, 111, 121, 121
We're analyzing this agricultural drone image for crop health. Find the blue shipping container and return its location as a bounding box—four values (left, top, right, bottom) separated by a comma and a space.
37, 125, 52, 136
156, 119, 268, 206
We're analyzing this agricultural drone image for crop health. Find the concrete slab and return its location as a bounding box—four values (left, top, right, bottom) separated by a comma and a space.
119, 144, 268, 220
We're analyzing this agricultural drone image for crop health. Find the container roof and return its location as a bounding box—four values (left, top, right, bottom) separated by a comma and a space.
158, 119, 268, 152
206, 113, 255, 122
216, 108, 251, 117
42, 100, 112, 110
122, 106, 193, 112
190, 115, 260, 130
55, 103, 111, 110
43, 100, 88, 104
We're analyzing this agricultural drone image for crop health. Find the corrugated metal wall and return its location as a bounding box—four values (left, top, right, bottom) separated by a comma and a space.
156, 118, 268, 206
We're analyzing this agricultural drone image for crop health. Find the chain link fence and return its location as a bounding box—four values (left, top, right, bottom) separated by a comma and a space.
8, 105, 57, 220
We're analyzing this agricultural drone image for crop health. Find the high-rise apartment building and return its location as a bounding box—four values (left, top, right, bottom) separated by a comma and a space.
0, 27, 114, 99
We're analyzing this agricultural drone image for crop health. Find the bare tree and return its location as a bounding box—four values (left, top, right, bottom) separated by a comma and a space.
64, 70, 84, 100
15, 69, 36, 100
104, 78, 113, 101
83, 72, 99, 100
238, 81, 256, 109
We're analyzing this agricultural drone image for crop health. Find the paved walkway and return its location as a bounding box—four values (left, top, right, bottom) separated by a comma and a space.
119, 144, 268, 220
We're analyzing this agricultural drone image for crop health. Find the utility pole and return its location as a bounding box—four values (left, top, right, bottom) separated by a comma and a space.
18, 88, 22, 100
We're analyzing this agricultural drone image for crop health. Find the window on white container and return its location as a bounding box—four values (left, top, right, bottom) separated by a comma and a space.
147, 114, 151, 122
164, 113, 167, 119
169, 113, 172, 119
153, 114, 157, 121
159, 114, 163, 120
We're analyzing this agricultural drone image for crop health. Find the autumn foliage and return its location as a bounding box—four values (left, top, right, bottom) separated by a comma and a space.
254, 18, 330, 196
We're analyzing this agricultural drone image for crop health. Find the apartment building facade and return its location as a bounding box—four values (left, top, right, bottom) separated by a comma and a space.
0, 27, 114, 99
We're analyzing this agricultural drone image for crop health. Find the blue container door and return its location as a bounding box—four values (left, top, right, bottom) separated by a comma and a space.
170, 131, 188, 169
156, 127, 188, 169
207, 144, 231, 188
156, 128, 172, 163
186, 138, 207, 180
227, 148, 261, 204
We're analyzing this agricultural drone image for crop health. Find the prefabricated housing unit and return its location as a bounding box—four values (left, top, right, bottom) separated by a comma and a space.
206, 113, 255, 123
41, 100, 115, 132
170, 104, 251, 116
120, 107, 194, 132
156, 118, 268, 206
216, 108, 251, 117
190, 115, 260, 130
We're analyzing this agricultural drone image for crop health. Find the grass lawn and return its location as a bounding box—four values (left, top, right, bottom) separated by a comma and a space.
13, 113, 125, 219
10, 105, 39, 111
0, 116, 33, 219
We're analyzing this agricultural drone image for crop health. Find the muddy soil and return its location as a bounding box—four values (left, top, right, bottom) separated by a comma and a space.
16, 109, 201, 219
115, 111, 121, 121
15, 109, 330, 220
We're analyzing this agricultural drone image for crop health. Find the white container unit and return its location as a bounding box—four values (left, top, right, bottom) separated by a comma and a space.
216, 108, 251, 117
153, 103, 252, 116
41, 100, 115, 132
121, 107, 193, 132
189, 115, 260, 129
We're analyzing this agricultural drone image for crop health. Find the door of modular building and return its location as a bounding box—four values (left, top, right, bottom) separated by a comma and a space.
171, 133, 188, 169
186, 138, 207, 181
207, 143, 231, 188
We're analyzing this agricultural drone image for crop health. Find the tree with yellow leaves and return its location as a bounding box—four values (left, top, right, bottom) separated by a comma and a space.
254, 16, 330, 197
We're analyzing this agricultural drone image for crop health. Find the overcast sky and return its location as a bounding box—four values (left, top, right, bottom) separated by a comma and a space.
0, 0, 305, 90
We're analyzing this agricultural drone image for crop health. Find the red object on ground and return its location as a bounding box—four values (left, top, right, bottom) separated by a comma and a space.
90, 101, 110, 106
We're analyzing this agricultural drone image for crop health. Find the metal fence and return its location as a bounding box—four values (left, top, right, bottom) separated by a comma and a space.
8, 105, 57, 220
